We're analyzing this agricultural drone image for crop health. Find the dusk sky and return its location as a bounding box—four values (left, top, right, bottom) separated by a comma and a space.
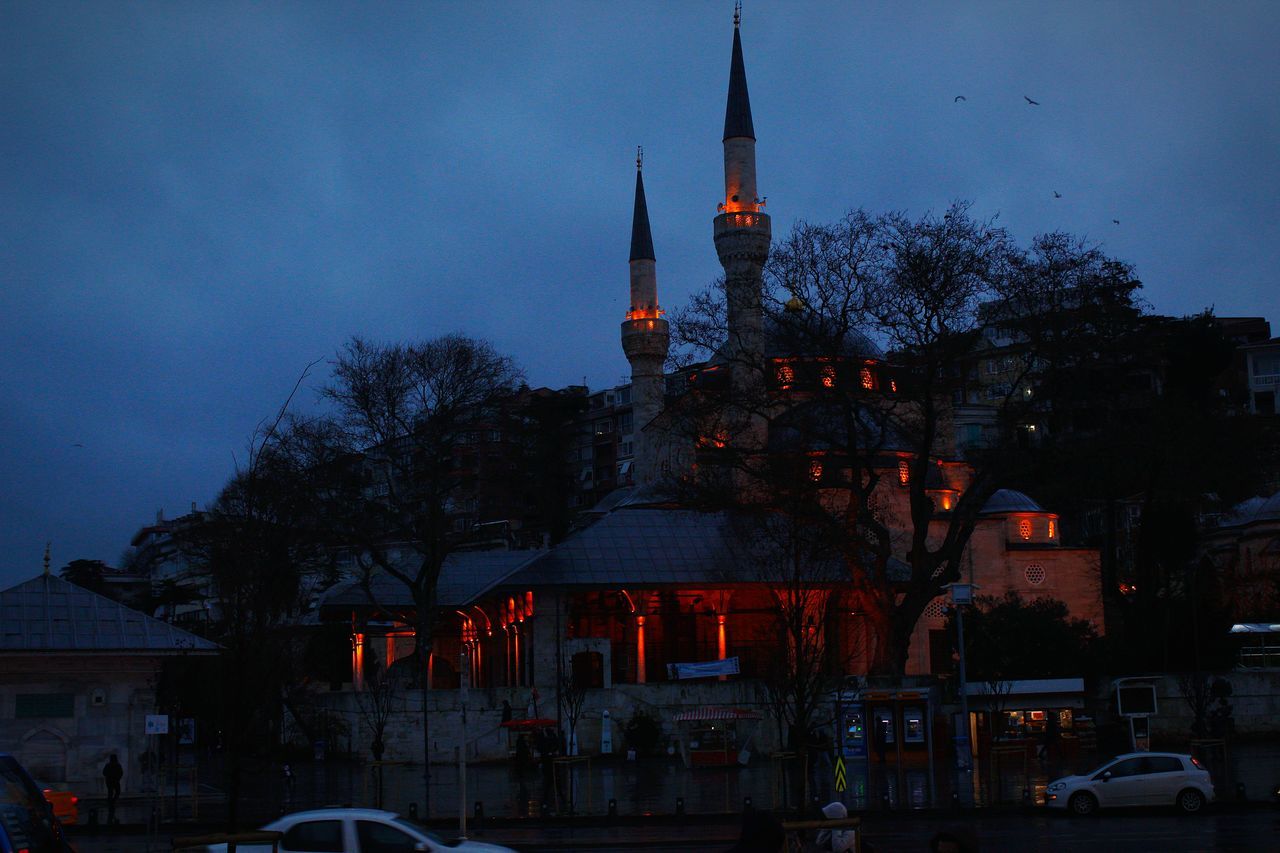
2, 1, 1278, 587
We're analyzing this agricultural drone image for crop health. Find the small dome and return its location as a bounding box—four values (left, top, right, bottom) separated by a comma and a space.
1254, 491, 1280, 522
1218, 496, 1268, 528
981, 489, 1045, 515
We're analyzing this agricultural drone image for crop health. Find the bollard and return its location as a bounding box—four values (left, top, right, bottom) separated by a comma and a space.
743, 796, 752, 811
607, 798, 618, 821
408, 802, 418, 819
676, 797, 685, 817
474, 801, 484, 832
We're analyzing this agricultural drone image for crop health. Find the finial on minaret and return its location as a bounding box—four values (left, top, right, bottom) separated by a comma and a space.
636, 145, 643, 171
43, 542, 51, 576
734, 1, 741, 28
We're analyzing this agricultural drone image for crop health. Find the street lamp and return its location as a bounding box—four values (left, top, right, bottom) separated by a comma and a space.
948, 582, 975, 801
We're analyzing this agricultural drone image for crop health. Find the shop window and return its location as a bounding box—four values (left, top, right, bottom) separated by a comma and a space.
1025, 563, 1046, 586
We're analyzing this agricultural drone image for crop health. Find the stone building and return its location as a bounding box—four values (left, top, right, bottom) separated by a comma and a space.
0, 570, 217, 786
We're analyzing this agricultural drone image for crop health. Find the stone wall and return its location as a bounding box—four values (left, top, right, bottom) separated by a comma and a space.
0, 655, 160, 789
308, 678, 782, 764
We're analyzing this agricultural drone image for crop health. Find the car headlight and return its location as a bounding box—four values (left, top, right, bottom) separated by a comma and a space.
1047, 782, 1067, 793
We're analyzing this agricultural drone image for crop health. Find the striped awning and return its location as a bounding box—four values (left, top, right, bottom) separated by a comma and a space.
673, 707, 761, 722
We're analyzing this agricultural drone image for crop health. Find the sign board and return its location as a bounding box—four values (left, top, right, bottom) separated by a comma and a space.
834, 756, 847, 792
177, 718, 196, 745
666, 657, 740, 679
1116, 684, 1157, 716
145, 714, 169, 735
949, 583, 974, 606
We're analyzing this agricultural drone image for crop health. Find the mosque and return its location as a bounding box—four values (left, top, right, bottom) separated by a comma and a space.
322, 11, 1106, 761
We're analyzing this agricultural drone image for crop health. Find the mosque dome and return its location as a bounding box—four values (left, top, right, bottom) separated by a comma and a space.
980, 489, 1045, 515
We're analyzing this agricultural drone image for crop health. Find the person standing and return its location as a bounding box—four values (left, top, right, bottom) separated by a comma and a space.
102, 755, 123, 825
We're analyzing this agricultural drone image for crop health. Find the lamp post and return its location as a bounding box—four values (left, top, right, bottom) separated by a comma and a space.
459, 646, 468, 839
949, 583, 974, 804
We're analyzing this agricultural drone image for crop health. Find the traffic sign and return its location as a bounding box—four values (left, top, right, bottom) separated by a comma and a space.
834, 756, 847, 793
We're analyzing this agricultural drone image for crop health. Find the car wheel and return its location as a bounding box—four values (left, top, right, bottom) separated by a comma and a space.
1176, 788, 1205, 814
1068, 791, 1098, 816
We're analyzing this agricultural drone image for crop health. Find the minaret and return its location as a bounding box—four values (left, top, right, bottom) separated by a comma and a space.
715, 3, 771, 363
621, 148, 670, 486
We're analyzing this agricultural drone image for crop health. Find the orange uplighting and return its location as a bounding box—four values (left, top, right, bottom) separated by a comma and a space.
525, 590, 534, 617
821, 365, 837, 388
625, 307, 665, 321
860, 367, 875, 390
1019, 519, 1033, 540
636, 615, 647, 685
898, 460, 910, 485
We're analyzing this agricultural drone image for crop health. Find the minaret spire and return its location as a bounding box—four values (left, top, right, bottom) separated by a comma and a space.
630, 147, 655, 262
622, 149, 670, 486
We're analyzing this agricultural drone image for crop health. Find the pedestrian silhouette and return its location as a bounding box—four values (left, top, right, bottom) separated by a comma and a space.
102, 755, 123, 825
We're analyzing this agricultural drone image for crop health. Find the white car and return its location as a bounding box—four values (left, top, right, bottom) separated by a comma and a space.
203, 808, 519, 853
1044, 752, 1214, 815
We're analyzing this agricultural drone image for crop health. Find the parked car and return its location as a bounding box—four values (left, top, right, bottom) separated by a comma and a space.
1044, 752, 1214, 815
202, 808, 519, 852
37, 784, 78, 826
0, 754, 71, 853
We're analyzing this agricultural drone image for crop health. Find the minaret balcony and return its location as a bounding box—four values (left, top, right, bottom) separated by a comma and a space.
714, 211, 771, 236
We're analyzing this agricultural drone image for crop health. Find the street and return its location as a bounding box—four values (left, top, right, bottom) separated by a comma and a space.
67, 808, 1280, 852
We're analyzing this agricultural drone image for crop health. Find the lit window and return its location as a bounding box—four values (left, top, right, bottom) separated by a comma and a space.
898, 460, 910, 485
821, 365, 837, 388
1025, 564, 1046, 586
809, 461, 824, 482
860, 367, 874, 390
1018, 519, 1033, 540
777, 365, 795, 386
889, 380, 898, 393
1048, 519, 1056, 539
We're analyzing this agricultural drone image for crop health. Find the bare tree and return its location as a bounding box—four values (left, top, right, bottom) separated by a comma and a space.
315, 334, 524, 814
356, 658, 401, 807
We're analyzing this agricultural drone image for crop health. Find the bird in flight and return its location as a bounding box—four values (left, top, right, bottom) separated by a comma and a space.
71, 443, 84, 448
1024, 95, 1040, 105
1053, 191, 1062, 199
1112, 219, 1121, 225
954, 95, 966, 102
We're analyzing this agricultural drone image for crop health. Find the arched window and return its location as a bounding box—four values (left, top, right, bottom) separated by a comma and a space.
808, 460, 824, 482
1018, 519, 1033, 540
898, 460, 910, 485
776, 364, 795, 387
860, 367, 875, 390
821, 365, 837, 388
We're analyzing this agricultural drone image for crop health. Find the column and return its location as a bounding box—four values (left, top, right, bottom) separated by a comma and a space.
635, 615, 647, 684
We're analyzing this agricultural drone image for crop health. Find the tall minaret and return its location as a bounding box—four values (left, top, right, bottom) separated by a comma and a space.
714, 3, 770, 363
621, 148, 670, 486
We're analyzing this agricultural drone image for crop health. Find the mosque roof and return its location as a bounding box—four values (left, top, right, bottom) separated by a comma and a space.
980, 489, 1046, 515
321, 549, 542, 612
0, 574, 218, 654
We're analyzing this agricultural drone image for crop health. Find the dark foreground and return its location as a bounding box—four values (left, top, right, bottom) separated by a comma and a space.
68, 807, 1280, 852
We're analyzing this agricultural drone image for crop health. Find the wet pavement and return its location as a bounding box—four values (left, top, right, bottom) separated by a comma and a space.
73, 738, 1280, 830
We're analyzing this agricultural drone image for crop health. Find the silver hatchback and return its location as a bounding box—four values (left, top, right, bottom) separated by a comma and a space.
1044, 752, 1215, 815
